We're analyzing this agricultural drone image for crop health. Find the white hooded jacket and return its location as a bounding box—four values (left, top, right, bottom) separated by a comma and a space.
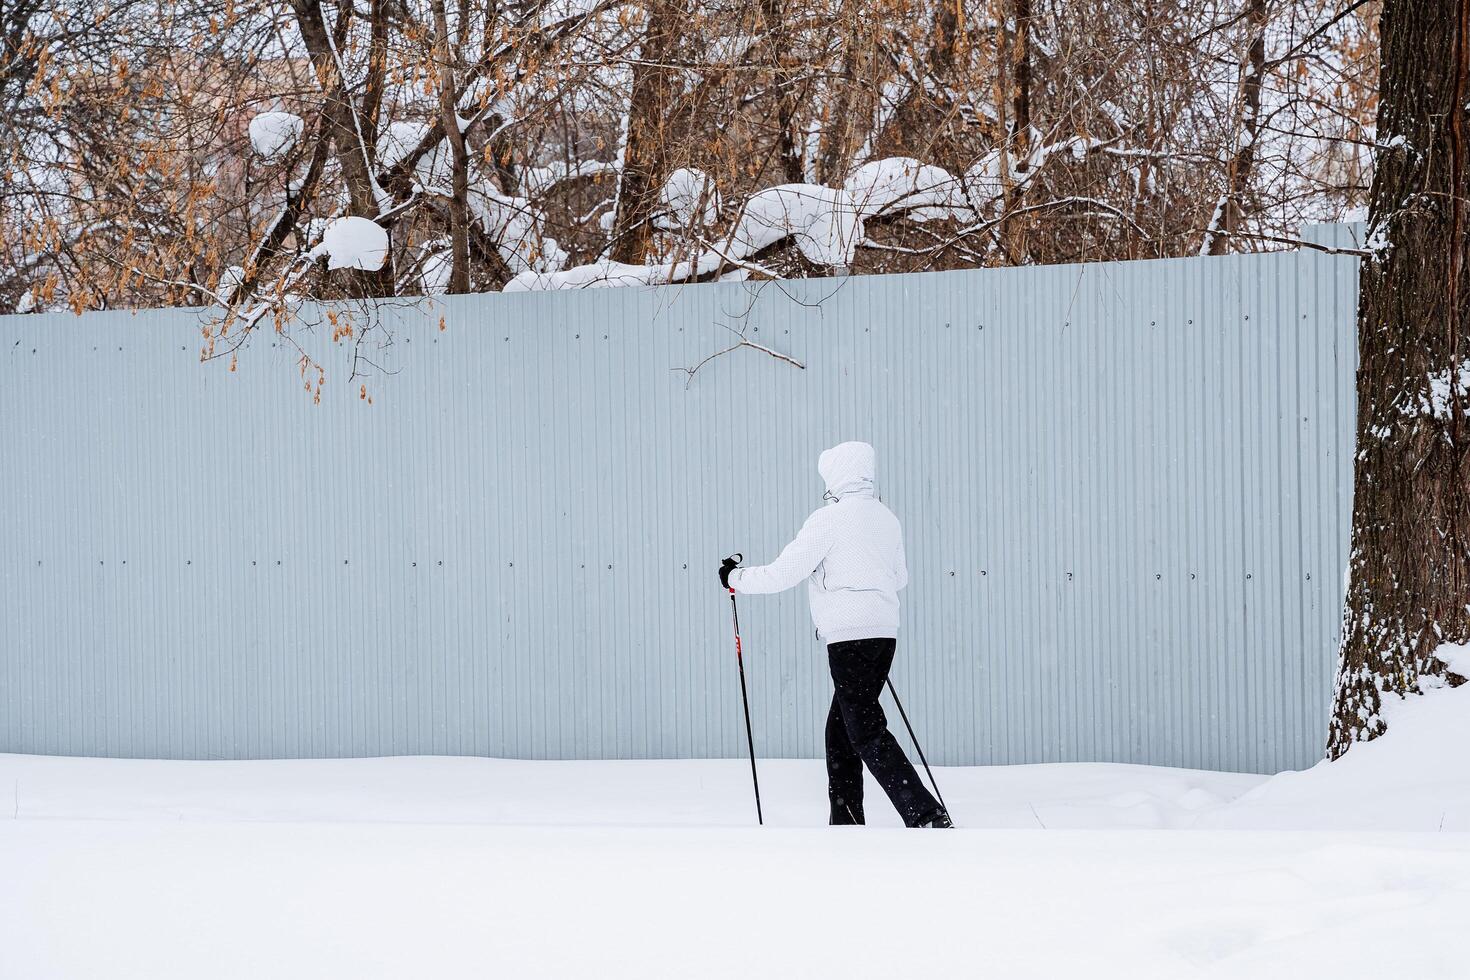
728, 441, 907, 644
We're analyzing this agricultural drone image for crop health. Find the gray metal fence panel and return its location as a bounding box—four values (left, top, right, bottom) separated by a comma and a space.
0, 230, 1359, 771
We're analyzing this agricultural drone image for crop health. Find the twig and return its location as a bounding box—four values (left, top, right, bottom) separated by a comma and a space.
672, 321, 805, 389
1191, 228, 1370, 256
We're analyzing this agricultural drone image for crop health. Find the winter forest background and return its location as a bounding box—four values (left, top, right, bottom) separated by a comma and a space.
2, 0, 1377, 318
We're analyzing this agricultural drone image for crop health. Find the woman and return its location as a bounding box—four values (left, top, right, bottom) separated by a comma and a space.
720, 441, 953, 828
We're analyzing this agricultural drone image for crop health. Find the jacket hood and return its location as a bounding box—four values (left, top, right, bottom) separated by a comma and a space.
818, 441, 876, 501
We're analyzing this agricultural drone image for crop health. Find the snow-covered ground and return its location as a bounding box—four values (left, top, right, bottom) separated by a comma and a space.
4, 674, 1467, 978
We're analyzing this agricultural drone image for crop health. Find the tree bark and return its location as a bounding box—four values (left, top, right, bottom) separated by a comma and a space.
863, 0, 966, 169
1011, 0, 1031, 168
432, 0, 471, 293
760, 0, 804, 184
816, 3, 866, 185
1328, 0, 1470, 758
1203, 0, 1268, 256
291, 0, 394, 295
292, 0, 380, 219
1000, 0, 1033, 259
609, 0, 683, 264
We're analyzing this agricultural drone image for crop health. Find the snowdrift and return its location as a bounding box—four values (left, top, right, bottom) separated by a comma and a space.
2, 650, 1466, 979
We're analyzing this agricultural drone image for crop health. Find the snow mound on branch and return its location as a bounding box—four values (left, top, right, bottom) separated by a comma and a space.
418, 243, 453, 295
963, 150, 1004, 204
505, 184, 865, 291
376, 121, 458, 195
414, 142, 454, 194
376, 121, 431, 170
507, 157, 976, 291
467, 185, 567, 274
379, 125, 568, 275
520, 160, 620, 197
657, 167, 720, 229
733, 183, 863, 267
216, 265, 245, 303
843, 157, 969, 222
248, 112, 304, 162
505, 260, 672, 291
312, 217, 389, 272
504, 183, 863, 291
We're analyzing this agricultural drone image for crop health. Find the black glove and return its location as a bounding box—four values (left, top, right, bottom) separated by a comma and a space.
719, 553, 742, 590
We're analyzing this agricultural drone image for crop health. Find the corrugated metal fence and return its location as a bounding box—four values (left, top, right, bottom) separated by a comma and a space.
0, 226, 1360, 772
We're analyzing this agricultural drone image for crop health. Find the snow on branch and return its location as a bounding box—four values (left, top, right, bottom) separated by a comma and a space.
505, 157, 972, 291
248, 112, 305, 162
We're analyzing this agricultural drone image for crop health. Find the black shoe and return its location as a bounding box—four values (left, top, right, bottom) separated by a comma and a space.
829, 800, 865, 825
916, 809, 954, 828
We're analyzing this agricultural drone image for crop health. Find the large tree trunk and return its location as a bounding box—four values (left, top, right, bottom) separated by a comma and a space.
1328, 0, 1470, 758
608, 0, 683, 264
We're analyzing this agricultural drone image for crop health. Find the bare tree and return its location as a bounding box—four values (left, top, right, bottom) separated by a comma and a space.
1, 0, 1384, 317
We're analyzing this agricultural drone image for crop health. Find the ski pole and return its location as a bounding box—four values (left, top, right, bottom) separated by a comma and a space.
885, 678, 946, 814
724, 554, 764, 825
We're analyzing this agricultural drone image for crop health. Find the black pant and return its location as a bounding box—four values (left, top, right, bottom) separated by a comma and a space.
825, 637, 940, 827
